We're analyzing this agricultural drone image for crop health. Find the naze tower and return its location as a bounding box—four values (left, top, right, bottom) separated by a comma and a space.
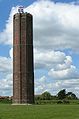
13, 8, 34, 104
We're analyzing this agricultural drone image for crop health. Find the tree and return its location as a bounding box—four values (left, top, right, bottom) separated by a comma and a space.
57, 89, 66, 100
41, 91, 51, 100
66, 92, 77, 100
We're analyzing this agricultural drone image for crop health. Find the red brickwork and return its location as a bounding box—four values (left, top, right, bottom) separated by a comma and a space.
13, 13, 34, 104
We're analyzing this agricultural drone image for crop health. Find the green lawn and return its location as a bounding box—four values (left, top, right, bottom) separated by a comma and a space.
0, 104, 79, 119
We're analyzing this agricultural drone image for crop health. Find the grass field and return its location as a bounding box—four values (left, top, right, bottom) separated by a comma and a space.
0, 104, 79, 119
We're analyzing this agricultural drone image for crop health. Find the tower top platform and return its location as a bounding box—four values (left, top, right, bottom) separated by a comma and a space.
13, 12, 32, 19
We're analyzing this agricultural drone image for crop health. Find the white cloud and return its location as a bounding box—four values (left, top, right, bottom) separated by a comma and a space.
34, 49, 66, 69
0, 51, 13, 96
48, 54, 79, 80
0, 74, 12, 96
0, 56, 12, 73
26, 0, 79, 52
48, 65, 79, 80
55, 56, 72, 70
35, 76, 48, 94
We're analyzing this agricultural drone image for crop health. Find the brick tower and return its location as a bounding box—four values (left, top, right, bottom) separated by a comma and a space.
13, 11, 34, 104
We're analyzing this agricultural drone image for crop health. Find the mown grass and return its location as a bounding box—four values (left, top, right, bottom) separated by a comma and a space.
0, 104, 79, 119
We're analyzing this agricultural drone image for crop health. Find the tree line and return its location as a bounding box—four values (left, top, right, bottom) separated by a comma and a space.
35, 89, 78, 101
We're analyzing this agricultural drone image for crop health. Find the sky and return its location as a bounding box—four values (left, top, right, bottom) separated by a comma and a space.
0, 0, 79, 97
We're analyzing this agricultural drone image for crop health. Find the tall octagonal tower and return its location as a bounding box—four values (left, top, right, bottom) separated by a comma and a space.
13, 10, 34, 104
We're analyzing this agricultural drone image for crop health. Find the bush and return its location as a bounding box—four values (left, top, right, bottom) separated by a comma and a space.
0, 99, 12, 104
57, 101, 63, 104
63, 100, 70, 104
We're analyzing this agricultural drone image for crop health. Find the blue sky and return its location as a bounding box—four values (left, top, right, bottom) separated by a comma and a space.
0, 0, 79, 97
